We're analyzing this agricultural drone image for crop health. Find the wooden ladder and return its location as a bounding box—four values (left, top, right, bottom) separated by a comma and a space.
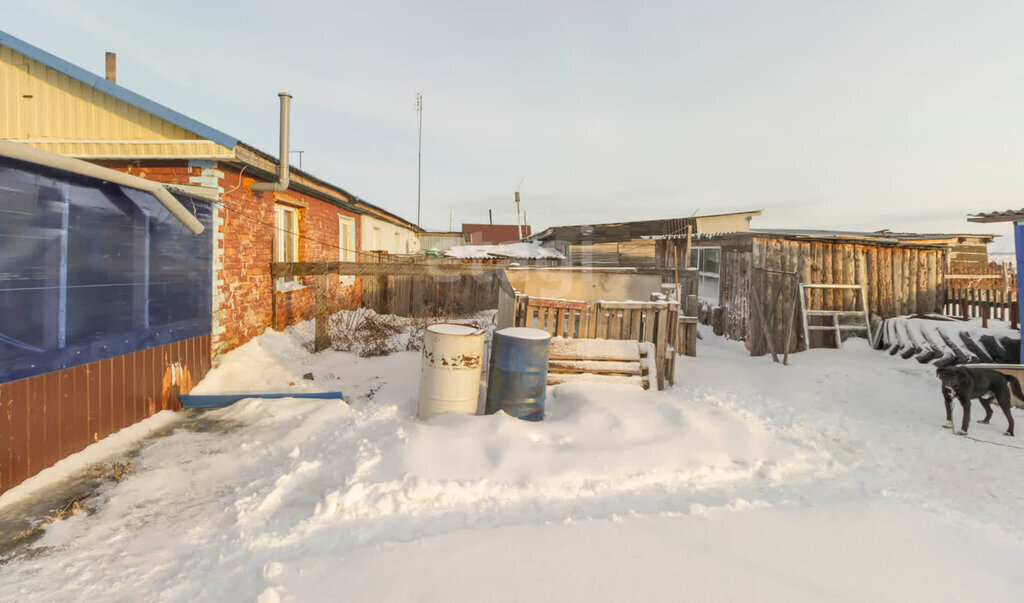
798, 284, 871, 350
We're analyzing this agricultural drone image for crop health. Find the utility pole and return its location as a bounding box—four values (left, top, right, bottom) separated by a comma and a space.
515, 191, 523, 240
416, 92, 423, 227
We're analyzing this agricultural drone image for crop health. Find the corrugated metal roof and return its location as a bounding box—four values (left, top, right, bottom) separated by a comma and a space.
525, 210, 761, 243
0, 30, 238, 149
967, 209, 1024, 223
750, 228, 996, 242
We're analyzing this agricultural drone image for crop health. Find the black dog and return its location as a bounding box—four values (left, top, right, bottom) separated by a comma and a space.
936, 366, 1022, 436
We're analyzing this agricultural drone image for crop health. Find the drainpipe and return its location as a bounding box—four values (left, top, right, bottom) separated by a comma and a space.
252, 92, 293, 193
0, 139, 204, 234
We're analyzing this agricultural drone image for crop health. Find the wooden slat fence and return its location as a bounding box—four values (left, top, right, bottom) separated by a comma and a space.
944, 287, 1019, 328
511, 295, 688, 390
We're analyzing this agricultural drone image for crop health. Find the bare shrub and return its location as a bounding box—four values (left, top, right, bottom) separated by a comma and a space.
329, 308, 404, 357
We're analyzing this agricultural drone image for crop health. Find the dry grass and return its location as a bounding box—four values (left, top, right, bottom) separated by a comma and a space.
329, 308, 405, 357
88, 461, 136, 483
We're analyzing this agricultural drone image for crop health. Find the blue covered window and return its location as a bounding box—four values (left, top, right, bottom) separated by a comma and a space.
0, 158, 213, 383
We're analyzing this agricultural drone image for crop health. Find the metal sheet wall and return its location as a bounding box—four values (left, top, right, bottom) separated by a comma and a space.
0, 334, 210, 495
0, 44, 233, 159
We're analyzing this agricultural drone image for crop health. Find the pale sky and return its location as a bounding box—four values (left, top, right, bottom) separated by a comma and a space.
7, 0, 1024, 249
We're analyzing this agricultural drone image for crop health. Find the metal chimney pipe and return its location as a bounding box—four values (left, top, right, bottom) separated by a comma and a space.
252, 92, 292, 192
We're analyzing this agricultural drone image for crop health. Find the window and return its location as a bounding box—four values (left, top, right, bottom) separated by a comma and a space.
393, 232, 401, 254
274, 205, 299, 286
689, 247, 721, 302
274, 205, 298, 263
339, 215, 355, 285
372, 226, 382, 250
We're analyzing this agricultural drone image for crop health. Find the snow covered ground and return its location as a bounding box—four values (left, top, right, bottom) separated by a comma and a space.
3, 320, 1024, 601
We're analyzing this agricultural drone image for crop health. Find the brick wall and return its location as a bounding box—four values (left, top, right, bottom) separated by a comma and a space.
101, 160, 363, 360
213, 164, 362, 356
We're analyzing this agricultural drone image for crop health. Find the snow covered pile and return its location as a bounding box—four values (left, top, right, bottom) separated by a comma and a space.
877, 315, 1020, 365
4, 320, 1024, 600
446, 242, 565, 260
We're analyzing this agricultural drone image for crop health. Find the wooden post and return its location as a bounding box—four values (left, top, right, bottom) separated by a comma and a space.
782, 276, 799, 365
655, 307, 668, 390
982, 289, 989, 328
685, 294, 698, 318
674, 239, 680, 301
683, 225, 693, 273
314, 274, 330, 352
270, 267, 279, 331
750, 279, 779, 363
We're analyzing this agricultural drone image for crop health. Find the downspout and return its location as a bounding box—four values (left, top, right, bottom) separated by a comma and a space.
0, 139, 204, 234
251, 92, 292, 193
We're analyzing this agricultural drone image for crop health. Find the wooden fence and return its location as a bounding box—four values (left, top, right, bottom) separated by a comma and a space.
942, 263, 1019, 328
944, 287, 1019, 328
361, 273, 498, 317
505, 294, 696, 390
270, 261, 505, 351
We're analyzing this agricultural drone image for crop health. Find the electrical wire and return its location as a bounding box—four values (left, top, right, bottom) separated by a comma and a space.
204, 171, 393, 262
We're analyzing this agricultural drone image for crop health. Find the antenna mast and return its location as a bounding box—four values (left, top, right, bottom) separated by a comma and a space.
416, 92, 423, 227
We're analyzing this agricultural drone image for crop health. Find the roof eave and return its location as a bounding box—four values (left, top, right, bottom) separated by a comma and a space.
0, 31, 238, 150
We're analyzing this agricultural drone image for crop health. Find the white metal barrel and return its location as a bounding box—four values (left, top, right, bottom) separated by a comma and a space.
417, 323, 486, 420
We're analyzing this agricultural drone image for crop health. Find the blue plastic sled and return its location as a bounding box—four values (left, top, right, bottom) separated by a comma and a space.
180, 391, 345, 409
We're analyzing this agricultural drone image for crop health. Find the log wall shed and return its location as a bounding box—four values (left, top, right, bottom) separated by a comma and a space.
674, 230, 950, 356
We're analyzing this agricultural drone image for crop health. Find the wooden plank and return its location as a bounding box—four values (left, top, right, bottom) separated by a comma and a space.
878, 247, 891, 316
315, 274, 330, 352
655, 308, 669, 390
866, 246, 879, 316
271, 261, 500, 278
549, 337, 640, 362
271, 271, 278, 330
917, 248, 929, 314
822, 241, 834, 309
927, 251, 938, 313
525, 297, 589, 310
548, 360, 643, 376
595, 305, 609, 339
629, 309, 642, 340
546, 373, 647, 389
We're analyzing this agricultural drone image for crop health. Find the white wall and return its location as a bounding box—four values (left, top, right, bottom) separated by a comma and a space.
361, 214, 421, 255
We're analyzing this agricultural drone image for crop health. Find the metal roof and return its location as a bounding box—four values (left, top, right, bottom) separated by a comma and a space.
752, 228, 996, 242
463, 224, 531, 244
0, 30, 238, 150
967, 209, 1024, 224
526, 210, 762, 243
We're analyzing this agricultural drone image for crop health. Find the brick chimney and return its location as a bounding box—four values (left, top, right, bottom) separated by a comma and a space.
105, 52, 116, 83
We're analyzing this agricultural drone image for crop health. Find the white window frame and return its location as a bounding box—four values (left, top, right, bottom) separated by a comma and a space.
274, 205, 300, 285
339, 214, 356, 285
689, 246, 721, 303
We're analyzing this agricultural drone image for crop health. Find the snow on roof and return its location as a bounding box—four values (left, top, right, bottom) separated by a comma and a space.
446, 242, 566, 260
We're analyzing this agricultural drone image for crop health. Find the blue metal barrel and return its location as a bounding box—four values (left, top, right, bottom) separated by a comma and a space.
485, 327, 551, 421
